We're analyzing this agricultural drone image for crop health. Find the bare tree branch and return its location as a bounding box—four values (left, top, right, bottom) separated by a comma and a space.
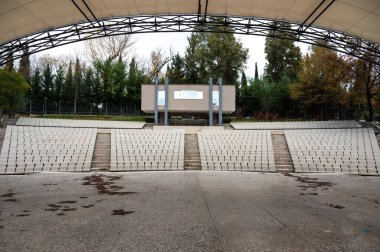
85, 34, 135, 63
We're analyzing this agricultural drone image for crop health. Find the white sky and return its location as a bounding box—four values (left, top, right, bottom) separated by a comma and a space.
37, 33, 310, 79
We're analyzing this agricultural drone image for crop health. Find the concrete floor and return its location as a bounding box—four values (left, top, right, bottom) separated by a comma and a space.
0, 171, 379, 252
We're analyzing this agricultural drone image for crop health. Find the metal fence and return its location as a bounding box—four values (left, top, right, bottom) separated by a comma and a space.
18, 99, 144, 116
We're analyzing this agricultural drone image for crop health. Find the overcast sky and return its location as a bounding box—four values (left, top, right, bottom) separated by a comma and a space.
37, 32, 310, 79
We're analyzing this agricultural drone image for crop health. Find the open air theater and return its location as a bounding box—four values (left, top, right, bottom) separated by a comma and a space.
1, 1, 380, 251
0, 0, 380, 175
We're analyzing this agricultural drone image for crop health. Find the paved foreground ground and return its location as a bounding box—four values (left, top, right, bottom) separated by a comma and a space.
0, 172, 379, 252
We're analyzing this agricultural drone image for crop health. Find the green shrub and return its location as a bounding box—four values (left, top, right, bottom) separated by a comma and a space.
145, 117, 154, 123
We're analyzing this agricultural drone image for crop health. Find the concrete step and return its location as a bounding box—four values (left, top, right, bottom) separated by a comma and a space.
91, 167, 109, 172
91, 133, 111, 171
91, 163, 110, 168
271, 133, 294, 173
185, 159, 201, 163
184, 134, 201, 170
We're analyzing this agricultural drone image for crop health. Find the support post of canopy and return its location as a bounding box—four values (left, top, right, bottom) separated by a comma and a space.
164, 78, 169, 126
218, 78, 223, 126
209, 77, 213, 126
154, 76, 158, 126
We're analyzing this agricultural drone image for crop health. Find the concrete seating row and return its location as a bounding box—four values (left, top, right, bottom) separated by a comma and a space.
111, 129, 185, 171
16, 117, 146, 129
198, 130, 276, 172
231, 120, 361, 130
0, 126, 96, 174
285, 128, 380, 175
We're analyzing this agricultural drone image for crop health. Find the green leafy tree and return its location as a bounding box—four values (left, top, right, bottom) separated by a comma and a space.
170, 53, 186, 83
31, 68, 43, 102
264, 22, 302, 83
254, 62, 259, 81
82, 68, 96, 104
238, 71, 248, 108
42, 63, 54, 100
0, 69, 30, 117
127, 58, 144, 109
290, 46, 347, 119
5, 52, 14, 72
94, 59, 114, 103
73, 58, 82, 114
63, 62, 74, 102
184, 33, 206, 83
165, 65, 171, 80
184, 31, 248, 84
19, 48, 31, 83
270, 76, 293, 115
54, 65, 65, 102
113, 56, 128, 106
346, 52, 380, 121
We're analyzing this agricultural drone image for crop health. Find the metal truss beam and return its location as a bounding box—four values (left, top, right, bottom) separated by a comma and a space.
0, 14, 379, 66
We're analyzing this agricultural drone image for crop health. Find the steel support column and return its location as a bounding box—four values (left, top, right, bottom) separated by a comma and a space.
154, 76, 159, 126
209, 77, 213, 126
218, 78, 223, 126
164, 78, 169, 126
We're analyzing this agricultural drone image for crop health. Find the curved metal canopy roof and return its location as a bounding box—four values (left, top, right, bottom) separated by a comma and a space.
0, 0, 380, 64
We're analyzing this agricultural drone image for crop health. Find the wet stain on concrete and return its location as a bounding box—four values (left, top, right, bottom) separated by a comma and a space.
61, 208, 77, 212
325, 203, 345, 209
59, 200, 77, 204
4, 198, 17, 202
82, 174, 137, 196
286, 174, 334, 194
45, 208, 60, 212
2, 191, 18, 203
112, 209, 135, 215
16, 214, 30, 217
82, 204, 94, 208
1, 192, 16, 198
308, 192, 319, 196
45, 201, 77, 214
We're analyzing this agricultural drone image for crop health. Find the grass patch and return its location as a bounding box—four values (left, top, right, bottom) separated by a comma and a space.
26, 114, 146, 122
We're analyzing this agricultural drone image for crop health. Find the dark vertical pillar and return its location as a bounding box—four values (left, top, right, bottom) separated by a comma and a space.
218, 78, 223, 126
209, 77, 213, 126
164, 78, 169, 126
154, 76, 158, 125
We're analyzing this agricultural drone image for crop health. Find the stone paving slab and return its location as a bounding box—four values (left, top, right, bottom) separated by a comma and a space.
0, 172, 379, 251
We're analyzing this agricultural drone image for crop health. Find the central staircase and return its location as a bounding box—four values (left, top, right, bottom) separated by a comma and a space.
271, 131, 294, 174
91, 132, 111, 172
184, 134, 201, 170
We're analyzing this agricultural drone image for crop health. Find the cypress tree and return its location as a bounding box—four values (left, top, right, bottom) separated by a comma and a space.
254, 62, 259, 81
63, 61, 73, 102
5, 52, 14, 72
19, 48, 30, 83
42, 63, 54, 100
73, 58, 82, 115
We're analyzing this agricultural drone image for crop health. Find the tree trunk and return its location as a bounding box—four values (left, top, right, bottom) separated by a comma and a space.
366, 88, 374, 122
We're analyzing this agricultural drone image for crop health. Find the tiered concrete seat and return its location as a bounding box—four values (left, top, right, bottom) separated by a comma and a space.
110, 130, 185, 171
0, 126, 96, 174
285, 128, 380, 175
17, 117, 145, 129
198, 130, 276, 172
231, 120, 361, 130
